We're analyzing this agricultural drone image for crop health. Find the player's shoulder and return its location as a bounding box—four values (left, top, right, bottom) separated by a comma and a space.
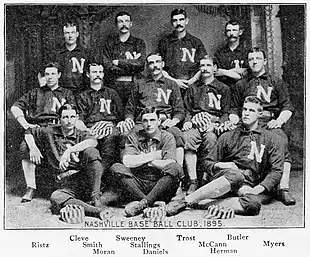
213, 78, 230, 91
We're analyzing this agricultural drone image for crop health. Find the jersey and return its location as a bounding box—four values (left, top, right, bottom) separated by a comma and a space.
125, 75, 185, 122
183, 78, 231, 123
76, 85, 124, 128
230, 73, 294, 119
214, 43, 249, 86
51, 44, 90, 95
13, 85, 76, 124
203, 125, 285, 192
101, 34, 146, 78
157, 32, 207, 80
25, 125, 93, 171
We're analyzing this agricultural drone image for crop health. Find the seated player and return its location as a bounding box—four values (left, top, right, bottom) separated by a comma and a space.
11, 62, 76, 202
182, 55, 233, 195
230, 47, 295, 205
167, 96, 285, 217
117, 52, 185, 165
111, 107, 183, 217
75, 62, 124, 174
22, 103, 108, 220
11, 62, 75, 130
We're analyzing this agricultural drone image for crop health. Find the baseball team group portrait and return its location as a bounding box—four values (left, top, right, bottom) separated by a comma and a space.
4, 4, 305, 228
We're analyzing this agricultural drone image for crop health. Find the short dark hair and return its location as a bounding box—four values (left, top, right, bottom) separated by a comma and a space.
146, 52, 162, 62
244, 96, 263, 111
248, 47, 267, 59
115, 11, 132, 24
63, 22, 79, 32
200, 55, 218, 66
87, 62, 104, 72
225, 19, 243, 31
171, 8, 187, 19
58, 103, 78, 117
44, 62, 62, 73
141, 106, 162, 119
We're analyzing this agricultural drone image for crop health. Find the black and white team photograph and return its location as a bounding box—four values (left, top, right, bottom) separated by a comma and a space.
3, 3, 305, 231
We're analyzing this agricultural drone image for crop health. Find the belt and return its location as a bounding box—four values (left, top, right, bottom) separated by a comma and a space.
116, 76, 132, 82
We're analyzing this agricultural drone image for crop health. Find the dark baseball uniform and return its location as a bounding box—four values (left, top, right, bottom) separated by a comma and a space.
125, 75, 185, 147
110, 128, 183, 204
51, 44, 90, 95
230, 72, 294, 163
101, 34, 146, 106
214, 43, 249, 86
12, 85, 76, 126
183, 78, 231, 153
22, 125, 103, 205
158, 32, 207, 80
76, 85, 124, 168
202, 125, 285, 215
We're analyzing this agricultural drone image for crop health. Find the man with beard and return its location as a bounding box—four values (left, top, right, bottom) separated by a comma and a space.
182, 55, 232, 195
230, 47, 295, 205
100, 11, 146, 106
75, 62, 124, 181
157, 8, 207, 92
117, 52, 185, 166
166, 96, 285, 218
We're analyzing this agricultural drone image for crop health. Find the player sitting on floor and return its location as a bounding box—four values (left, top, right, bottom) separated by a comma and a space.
111, 107, 183, 217
166, 96, 285, 218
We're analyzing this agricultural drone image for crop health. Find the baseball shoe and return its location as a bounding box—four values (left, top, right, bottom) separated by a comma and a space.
99, 206, 114, 220
187, 179, 198, 195
21, 187, 35, 203
204, 205, 235, 219
277, 189, 296, 205
166, 199, 187, 216
124, 199, 148, 217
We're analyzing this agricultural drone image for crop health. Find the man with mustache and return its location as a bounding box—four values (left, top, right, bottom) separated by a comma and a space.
43, 22, 90, 96
157, 8, 207, 92
182, 55, 232, 195
230, 47, 296, 205
75, 62, 124, 189
117, 52, 185, 166
213, 20, 249, 88
100, 11, 146, 106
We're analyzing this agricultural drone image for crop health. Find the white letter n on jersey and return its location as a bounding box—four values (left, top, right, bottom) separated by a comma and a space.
51, 98, 66, 112
71, 57, 85, 73
100, 98, 111, 114
156, 88, 172, 105
208, 93, 222, 110
257, 86, 273, 103
247, 141, 266, 163
181, 48, 196, 63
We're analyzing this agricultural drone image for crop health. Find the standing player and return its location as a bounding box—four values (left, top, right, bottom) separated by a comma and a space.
157, 8, 207, 92
230, 47, 295, 205
100, 11, 146, 106
117, 52, 185, 165
11, 62, 75, 130
167, 96, 285, 217
75, 62, 124, 173
111, 107, 183, 217
182, 55, 232, 195
214, 20, 249, 87
47, 22, 90, 95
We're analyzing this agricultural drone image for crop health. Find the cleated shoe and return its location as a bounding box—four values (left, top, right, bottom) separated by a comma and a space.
277, 189, 296, 206
124, 199, 148, 217
21, 187, 35, 203
166, 199, 187, 216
